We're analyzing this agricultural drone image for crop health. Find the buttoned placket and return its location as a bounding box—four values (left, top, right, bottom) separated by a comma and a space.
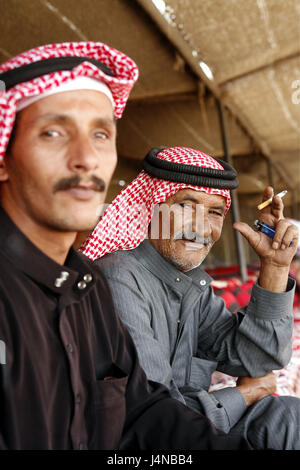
133, 240, 213, 366
57, 276, 94, 450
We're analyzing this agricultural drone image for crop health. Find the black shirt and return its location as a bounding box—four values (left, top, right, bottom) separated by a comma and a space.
0, 206, 251, 450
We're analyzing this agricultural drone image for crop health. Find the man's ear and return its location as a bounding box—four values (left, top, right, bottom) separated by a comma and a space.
0, 158, 9, 182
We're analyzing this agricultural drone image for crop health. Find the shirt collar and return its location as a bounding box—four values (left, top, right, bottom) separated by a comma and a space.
132, 239, 212, 295
0, 206, 95, 296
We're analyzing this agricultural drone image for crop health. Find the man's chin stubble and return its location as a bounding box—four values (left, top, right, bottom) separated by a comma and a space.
43, 214, 99, 233
168, 252, 207, 272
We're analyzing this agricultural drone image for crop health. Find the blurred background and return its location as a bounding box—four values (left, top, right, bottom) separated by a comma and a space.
1, 0, 300, 270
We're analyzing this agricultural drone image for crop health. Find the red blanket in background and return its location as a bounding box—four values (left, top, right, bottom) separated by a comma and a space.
205, 265, 300, 397
206, 264, 300, 312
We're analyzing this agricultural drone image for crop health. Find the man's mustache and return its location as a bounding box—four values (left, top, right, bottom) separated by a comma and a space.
173, 229, 212, 246
53, 175, 106, 193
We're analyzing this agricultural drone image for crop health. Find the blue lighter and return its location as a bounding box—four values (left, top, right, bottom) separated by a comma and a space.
253, 220, 275, 239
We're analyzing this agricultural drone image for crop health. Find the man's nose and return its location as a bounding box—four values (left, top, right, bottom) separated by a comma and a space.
67, 135, 99, 173
203, 216, 212, 237
193, 206, 212, 237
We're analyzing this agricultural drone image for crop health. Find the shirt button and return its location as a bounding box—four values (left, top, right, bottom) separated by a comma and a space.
175, 278, 181, 282
77, 281, 87, 290
55, 271, 69, 287
66, 343, 74, 353
200, 279, 207, 286
60, 271, 70, 280
55, 278, 63, 288
83, 274, 93, 283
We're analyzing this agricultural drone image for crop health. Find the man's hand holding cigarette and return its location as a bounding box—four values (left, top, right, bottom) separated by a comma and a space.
233, 186, 299, 292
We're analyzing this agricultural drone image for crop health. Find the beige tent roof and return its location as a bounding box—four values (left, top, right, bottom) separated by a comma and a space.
1, 0, 299, 211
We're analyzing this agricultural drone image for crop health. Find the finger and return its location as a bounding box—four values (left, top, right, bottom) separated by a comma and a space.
280, 225, 299, 251
271, 219, 294, 250
233, 222, 261, 250
258, 186, 274, 213
270, 195, 284, 220
261, 186, 274, 202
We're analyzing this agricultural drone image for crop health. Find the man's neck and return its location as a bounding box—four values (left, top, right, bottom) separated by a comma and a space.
23, 227, 76, 265
2, 205, 76, 265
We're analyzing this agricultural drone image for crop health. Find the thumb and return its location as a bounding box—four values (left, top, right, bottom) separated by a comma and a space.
233, 222, 260, 249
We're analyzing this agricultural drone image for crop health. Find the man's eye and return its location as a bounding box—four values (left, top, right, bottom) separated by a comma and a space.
94, 131, 108, 140
210, 210, 222, 216
179, 203, 194, 213
41, 130, 60, 138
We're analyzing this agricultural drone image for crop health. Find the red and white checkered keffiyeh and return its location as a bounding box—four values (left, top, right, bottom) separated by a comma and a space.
0, 41, 138, 162
81, 146, 232, 260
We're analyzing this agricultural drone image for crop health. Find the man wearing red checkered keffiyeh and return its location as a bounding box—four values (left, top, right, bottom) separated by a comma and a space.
85, 146, 300, 450
81, 146, 235, 260
0, 43, 255, 451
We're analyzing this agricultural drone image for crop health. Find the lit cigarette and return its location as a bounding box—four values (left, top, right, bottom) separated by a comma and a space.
257, 190, 288, 210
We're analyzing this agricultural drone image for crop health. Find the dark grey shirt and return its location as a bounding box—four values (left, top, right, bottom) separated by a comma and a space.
96, 240, 295, 433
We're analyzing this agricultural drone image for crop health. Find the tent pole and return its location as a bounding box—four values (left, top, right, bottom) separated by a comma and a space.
217, 101, 248, 283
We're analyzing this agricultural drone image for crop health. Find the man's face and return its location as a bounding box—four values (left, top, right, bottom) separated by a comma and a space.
0, 89, 117, 233
148, 188, 227, 271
